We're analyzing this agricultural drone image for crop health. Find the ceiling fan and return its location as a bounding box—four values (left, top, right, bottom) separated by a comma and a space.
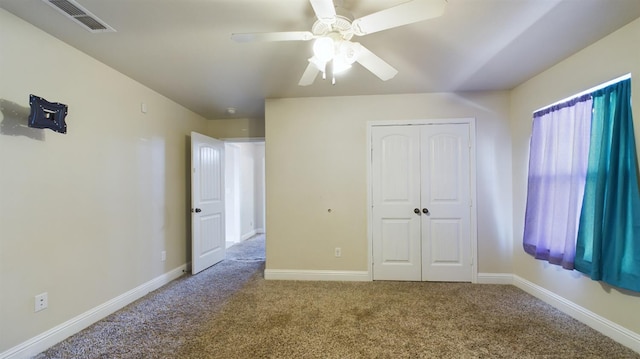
231, 0, 447, 86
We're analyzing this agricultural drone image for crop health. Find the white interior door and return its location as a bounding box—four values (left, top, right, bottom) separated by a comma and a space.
371, 126, 422, 281
191, 132, 225, 275
421, 124, 471, 281
371, 123, 473, 282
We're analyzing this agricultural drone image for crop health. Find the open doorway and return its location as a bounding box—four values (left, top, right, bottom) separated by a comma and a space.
224, 141, 265, 248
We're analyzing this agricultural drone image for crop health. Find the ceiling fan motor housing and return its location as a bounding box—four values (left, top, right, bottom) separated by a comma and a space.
312, 11, 354, 40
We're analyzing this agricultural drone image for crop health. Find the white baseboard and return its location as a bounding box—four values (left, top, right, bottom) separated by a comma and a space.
241, 229, 257, 241
0, 265, 187, 359
476, 272, 514, 284
512, 275, 640, 354
264, 269, 371, 281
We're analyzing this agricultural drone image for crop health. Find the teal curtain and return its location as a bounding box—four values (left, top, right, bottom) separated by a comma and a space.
575, 79, 640, 292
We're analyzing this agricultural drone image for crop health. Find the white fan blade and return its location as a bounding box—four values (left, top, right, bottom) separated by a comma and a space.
231, 31, 314, 42
352, 0, 446, 36
354, 44, 398, 81
299, 61, 320, 86
310, 0, 336, 23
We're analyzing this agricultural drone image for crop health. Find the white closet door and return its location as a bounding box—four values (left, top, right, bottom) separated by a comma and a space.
371, 123, 472, 282
420, 124, 472, 281
371, 126, 422, 281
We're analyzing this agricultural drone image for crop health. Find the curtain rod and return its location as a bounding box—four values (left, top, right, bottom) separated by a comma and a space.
533, 73, 631, 115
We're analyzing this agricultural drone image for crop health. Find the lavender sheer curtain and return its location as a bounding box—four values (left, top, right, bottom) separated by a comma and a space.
523, 95, 593, 269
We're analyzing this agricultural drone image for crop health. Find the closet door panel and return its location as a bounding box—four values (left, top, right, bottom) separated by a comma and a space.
421, 124, 472, 282
371, 126, 422, 281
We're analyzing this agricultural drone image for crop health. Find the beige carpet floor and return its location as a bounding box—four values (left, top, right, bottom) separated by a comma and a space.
36, 235, 639, 358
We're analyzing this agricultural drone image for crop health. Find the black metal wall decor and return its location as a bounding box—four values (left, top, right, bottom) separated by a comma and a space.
28, 94, 68, 134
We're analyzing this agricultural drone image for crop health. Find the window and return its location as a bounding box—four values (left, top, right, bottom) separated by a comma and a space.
523, 76, 640, 292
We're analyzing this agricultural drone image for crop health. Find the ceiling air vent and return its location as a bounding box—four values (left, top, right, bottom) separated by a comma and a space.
43, 0, 116, 33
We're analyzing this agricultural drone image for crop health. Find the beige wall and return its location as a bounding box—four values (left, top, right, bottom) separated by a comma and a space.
265, 92, 513, 273
0, 9, 208, 351
254, 143, 266, 233
208, 118, 265, 139
510, 18, 640, 333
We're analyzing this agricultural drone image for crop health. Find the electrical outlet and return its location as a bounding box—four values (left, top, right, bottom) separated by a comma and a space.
35, 292, 48, 312
161, 251, 166, 262
335, 247, 341, 257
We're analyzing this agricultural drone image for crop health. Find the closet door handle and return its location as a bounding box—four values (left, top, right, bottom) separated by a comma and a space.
414, 208, 421, 215
422, 208, 429, 215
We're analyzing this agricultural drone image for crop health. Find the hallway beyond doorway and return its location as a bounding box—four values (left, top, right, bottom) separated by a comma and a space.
224, 141, 265, 248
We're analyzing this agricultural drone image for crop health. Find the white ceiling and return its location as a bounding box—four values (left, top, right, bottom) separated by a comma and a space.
2, 0, 640, 120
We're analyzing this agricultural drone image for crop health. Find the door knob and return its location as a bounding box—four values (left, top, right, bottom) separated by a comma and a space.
193, 208, 202, 213
414, 208, 420, 215
422, 208, 429, 215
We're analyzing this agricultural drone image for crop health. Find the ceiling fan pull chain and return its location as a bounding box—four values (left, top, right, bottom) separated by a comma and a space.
328, 59, 334, 84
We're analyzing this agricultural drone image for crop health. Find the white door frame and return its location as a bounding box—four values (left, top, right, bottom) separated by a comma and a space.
366, 118, 478, 282
225, 143, 241, 247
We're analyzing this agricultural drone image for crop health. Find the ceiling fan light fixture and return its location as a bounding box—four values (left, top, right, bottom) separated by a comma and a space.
331, 41, 357, 74
332, 58, 352, 74
337, 40, 359, 63
309, 56, 327, 73
312, 37, 334, 62
311, 37, 359, 75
